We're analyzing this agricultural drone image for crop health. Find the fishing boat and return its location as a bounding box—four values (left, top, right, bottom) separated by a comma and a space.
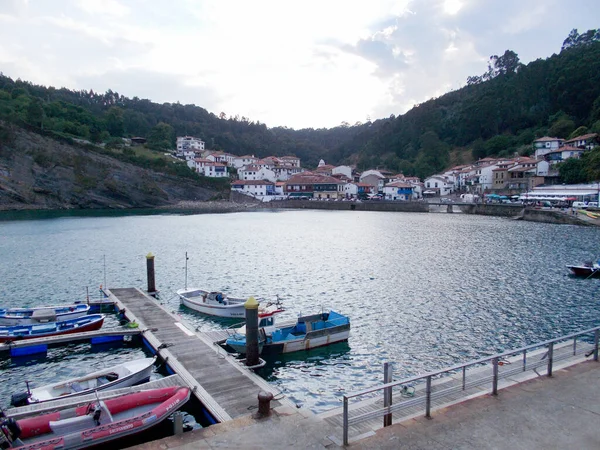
177, 288, 255, 318
10, 357, 156, 407
0, 386, 190, 450
0, 304, 90, 326
566, 261, 600, 278
0, 314, 105, 343
225, 309, 351, 355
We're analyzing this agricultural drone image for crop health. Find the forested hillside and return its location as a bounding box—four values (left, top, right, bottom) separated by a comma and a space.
1, 28, 599, 180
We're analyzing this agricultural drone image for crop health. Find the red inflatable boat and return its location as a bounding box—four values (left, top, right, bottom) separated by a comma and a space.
0, 386, 191, 449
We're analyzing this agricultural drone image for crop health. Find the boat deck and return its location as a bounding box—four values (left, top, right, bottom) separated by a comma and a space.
106, 288, 292, 422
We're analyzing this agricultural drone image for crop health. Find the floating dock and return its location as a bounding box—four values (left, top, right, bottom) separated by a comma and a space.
105, 287, 292, 422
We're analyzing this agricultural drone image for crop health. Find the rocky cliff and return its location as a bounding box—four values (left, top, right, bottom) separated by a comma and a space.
0, 123, 222, 210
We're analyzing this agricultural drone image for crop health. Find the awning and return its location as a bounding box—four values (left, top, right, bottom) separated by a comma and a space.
423, 190, 436, 194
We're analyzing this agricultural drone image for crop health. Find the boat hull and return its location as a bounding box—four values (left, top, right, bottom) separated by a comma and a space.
12, 386, 190, 450
567, 265, 600, 277
0, 314, 105, 343
0, 304, 90, 326
178, 289, 247, 318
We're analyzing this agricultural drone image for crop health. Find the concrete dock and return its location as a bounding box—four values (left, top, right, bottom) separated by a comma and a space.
132, 360, 600, 449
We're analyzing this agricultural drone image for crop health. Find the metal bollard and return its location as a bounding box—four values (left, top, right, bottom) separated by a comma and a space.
257, 391, 274, 417
173, 411, 184, 435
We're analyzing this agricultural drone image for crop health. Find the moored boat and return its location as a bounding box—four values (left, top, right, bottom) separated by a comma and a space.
10, 357, 156, 407
178, 288, 268, 318
225, 309, 351, 355
0, 386, 191, 450
0, 304, 90, 326
0, 314, 105, 343
567, 259, 600, 278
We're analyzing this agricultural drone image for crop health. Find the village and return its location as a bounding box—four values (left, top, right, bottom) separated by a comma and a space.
174, 133, 600, 204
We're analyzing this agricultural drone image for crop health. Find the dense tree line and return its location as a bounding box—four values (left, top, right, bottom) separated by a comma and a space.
0, 28, 599, 181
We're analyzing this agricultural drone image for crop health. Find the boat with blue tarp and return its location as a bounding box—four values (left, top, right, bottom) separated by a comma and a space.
0, 304, 90, 326
0, 314, 105, 343
225, 309, 350, 355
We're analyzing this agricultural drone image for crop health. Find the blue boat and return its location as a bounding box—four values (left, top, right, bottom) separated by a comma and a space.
226, 310, 350, 355
0, 303, 90, 326
0, 314, 105, 343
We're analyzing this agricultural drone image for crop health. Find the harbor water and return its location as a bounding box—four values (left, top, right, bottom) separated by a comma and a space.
1, 209, 600, 415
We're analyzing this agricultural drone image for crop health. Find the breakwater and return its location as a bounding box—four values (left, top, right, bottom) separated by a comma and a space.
258, 200, 429, 213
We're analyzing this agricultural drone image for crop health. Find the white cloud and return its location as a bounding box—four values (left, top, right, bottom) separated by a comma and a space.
0, 0, 599, 129
75, 0, 130, 18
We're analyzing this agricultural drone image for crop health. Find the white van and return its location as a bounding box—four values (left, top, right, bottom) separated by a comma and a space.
572, 202, 588, 209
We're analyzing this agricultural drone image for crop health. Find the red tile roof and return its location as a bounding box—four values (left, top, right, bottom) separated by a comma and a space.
565, 133, 597, 143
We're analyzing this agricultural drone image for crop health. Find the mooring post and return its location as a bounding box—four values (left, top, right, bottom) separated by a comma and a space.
146, 252, 156, 295
173, 411, 183, 435
383, 362, 392, 427
245, 296, 260, 367
257, 391, 274, 417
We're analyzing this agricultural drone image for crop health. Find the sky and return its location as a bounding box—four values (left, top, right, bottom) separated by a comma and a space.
0, 1, 599, 130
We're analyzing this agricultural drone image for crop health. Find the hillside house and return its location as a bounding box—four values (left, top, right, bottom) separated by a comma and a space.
383, 181, 413, 200
238, 164, 276, 182
533, 136, 564, 158
231, 180, 275, 198
564, 133, 598, 150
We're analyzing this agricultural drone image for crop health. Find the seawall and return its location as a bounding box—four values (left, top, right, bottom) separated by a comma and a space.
458, 203, 593, 226
257, 200, 429, 213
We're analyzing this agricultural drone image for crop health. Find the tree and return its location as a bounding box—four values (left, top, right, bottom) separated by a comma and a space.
557, 157, 586, 183
147, 122, 174, 150
105, 106, 124, 137
26, 98, 45, 128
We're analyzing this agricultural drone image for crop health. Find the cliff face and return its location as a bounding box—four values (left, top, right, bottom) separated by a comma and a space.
0, 124, 219, 210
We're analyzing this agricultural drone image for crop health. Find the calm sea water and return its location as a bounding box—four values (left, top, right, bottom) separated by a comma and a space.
1, 209, 600, 414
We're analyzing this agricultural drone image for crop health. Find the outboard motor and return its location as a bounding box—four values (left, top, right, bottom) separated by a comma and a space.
10, 382, 31, 408
0, 417, 22, 449
9, 393, 29, 408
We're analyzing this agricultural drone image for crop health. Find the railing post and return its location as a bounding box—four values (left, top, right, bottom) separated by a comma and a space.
573, 337, 577, 356
462, 366, 466, 390
594, 330, 599, 361
425, 376, 432, 418
383, 362, 392, 427
523, 350, 527, 371
492, 357, 498, 395
547, 342, 554, 377
343, 396, 349, 446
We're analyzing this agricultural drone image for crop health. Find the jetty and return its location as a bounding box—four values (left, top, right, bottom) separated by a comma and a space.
105, 287, 292, 422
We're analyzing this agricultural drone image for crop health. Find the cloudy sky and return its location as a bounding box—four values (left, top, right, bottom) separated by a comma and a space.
0, 0, 598, 129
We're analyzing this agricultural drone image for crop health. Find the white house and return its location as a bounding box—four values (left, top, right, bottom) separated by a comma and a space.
231, 180, 276, 198
233, 155, 259, 169
177, 136, 205, 153
424, 176, 454, 196
544, 146, 585, 165
383, 181, 413, 200
238, 164, 276, 182
475, 163, 498, 192
564, 133, 598, 150
206, 151, 236, 166
278, 156, 301, 167
199, 162, 228, 178
271, 165, 303, 181
332, 165, 353, 179
533, 136, 564, 159
359, 170, 386, 192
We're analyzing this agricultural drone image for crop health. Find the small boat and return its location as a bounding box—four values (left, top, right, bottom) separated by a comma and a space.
567, 259, 600, 278
0, 314, 105, 343
0, 386, 190, 450
225, 309, 351, 355
0, 304, 90, 326
10, 357, 157, 407
178, 288, 268, 318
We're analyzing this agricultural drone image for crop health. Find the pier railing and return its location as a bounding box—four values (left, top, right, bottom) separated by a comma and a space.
342, 327, 600, 445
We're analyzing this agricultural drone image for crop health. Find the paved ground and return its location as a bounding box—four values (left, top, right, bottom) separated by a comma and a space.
131, 361, 600, 450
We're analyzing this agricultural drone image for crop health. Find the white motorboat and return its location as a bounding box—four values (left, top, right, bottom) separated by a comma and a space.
10, 357, 156, 407
178, 288, 267, 318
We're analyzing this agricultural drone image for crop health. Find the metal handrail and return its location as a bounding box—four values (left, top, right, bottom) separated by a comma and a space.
342, 326, 600, 445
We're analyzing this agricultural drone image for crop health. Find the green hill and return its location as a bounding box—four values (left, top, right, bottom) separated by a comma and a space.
1, 28, 600, 181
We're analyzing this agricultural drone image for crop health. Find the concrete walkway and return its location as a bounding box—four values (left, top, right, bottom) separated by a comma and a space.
132, 361, 600, 450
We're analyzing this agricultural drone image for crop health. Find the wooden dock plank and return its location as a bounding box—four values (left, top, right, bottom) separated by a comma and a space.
106, 288, 292, 422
